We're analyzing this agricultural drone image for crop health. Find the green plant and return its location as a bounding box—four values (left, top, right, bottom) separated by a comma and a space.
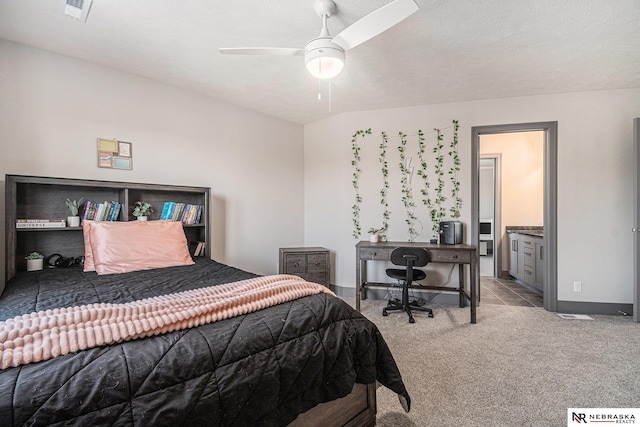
379, 131, 391, 239
65, 198, 84, 216
367, 227, 384, 235
416, 129, 433, 230
351, 128, 371, 238
448, 119, 462, 217
25, 252, 44, 260
133, 201, 153, 217
429, 128, 447, 234
397, 132, 419, 241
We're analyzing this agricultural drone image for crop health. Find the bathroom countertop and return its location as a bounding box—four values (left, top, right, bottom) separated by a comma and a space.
506, 226, 544, 237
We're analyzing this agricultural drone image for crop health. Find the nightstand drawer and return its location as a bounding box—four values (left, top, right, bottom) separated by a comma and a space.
307, 254, 327, 271
284, 254, 307, 273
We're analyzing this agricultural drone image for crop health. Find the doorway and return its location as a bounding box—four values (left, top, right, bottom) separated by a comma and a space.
471, 122, 558, 312
479, 155, 500, 278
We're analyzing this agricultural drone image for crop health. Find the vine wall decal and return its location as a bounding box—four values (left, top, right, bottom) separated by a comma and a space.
351, 120, 461, 241
379, 132, 391, 240
398, 132, 420, 241
449, 119, 462, 217
350, 128, 369, 238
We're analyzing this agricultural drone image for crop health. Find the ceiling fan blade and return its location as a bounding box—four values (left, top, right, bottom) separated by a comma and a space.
331, 0, 419, 51
219, 47, 304, 56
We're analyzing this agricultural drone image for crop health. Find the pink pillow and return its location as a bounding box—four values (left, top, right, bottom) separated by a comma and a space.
83, 221, 96, 272
87, 221, 194, 275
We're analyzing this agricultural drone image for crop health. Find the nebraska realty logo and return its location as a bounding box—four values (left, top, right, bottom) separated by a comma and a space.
568, 408, 639, 425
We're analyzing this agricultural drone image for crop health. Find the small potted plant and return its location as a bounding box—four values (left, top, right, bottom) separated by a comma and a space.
133, 201, 153, 221
25, 252, 44, 272
65, 198, 84, 227
367, 227, 384, 243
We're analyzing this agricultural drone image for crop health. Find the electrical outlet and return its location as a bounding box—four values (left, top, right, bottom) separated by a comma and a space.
573, 281, 582, 292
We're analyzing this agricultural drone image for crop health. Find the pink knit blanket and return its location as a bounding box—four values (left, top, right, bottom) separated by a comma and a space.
0, 274, 334, 369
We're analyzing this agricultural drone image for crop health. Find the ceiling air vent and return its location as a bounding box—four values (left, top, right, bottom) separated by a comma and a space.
61, 0, 93, 23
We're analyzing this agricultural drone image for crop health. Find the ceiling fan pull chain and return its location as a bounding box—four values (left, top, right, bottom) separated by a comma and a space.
329, 79, 332, 112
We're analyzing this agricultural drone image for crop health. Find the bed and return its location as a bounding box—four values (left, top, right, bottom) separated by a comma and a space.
0, 222, 410, 426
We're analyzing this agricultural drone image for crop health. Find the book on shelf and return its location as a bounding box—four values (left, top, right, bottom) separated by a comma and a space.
160, 202, 203, 224
16, 219, 66, 228
16, 219, 65, 223
188, 242, 197, 257
159, 202, 172, 220
82, 201, 121, 222
192, 241, 205, 257
188, 241, 206, 257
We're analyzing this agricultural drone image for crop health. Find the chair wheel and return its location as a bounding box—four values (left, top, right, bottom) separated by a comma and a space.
428, 313, 434, 318
382, 309, 388, 316
409, 317, 415, 324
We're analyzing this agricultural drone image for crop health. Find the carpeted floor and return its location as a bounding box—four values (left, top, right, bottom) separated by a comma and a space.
349, 298, 640, 426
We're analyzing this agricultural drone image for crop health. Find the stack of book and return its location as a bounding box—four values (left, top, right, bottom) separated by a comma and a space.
159, 202, 203, 224
189, 241, 206, 257
16, 219, 66, 229
82, 201, 122, 222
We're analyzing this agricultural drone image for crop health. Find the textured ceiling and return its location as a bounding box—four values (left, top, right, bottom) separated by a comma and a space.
1, 0, 639, 124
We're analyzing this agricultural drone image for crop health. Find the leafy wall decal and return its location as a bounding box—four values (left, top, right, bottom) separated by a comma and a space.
350, 121, 461, 241
351, 128, 370, 238
379, 132, 391, 240
398, 132, 420, 241
449, 119, 462, 217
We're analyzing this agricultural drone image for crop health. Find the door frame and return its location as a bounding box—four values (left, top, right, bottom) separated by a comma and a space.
633, 118, 639, 322
471, 122, 558, 312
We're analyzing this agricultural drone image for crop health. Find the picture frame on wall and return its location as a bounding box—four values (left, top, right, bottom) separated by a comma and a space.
97, 138, 133, 170
113, 156, 132, 170
98, 150, 113, 168
97, 138, 118, 153
118, 141, 132, 157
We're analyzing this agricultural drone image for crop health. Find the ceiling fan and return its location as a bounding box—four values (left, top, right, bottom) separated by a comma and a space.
219, 0, 419, 80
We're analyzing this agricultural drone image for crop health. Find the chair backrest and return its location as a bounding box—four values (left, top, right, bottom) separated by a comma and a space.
390, 247, 430, 268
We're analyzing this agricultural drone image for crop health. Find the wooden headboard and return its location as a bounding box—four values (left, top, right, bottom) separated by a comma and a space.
5, 175, 210, 281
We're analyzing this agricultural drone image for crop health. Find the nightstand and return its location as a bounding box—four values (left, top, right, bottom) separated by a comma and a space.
279, 247, 330, 287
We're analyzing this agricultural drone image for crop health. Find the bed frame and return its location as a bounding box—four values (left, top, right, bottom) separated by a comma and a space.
4, 174, 378, 426
291, 383, 376, 426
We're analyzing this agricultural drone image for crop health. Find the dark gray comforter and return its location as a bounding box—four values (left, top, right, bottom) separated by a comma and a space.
0, 258, 409, 426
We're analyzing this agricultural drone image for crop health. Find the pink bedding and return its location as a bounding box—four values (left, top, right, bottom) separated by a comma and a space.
0, 274, 334, 369
83, 220, 194, 274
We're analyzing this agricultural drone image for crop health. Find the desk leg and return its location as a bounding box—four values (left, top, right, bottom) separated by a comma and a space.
470, 253, 477, 324
458, 264, 466, 308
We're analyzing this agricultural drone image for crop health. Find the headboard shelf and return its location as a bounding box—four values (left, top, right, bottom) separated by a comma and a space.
5, 175, 210, 280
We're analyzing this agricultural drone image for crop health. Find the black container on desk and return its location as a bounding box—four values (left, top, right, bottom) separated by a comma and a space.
439, 221, 463, 244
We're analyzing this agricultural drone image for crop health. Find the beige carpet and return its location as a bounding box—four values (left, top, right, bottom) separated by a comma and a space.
352, 299, 640, 426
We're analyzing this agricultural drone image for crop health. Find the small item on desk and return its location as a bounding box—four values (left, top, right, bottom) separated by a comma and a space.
367, 227, 383, 243
439, 221, 463, 245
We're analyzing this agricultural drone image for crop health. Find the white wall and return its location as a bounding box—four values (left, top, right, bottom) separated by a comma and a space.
304, 89, 640, 305
3, 39, 639, 306
0, 40, 305, 287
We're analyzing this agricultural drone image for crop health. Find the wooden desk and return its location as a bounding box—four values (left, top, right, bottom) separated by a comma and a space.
356, 241, 478, 324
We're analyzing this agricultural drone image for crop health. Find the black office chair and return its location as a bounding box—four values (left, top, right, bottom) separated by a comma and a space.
383, 247, 433, 323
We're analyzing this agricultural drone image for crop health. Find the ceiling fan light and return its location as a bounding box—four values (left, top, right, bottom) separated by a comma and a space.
305, 47, 345, 79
